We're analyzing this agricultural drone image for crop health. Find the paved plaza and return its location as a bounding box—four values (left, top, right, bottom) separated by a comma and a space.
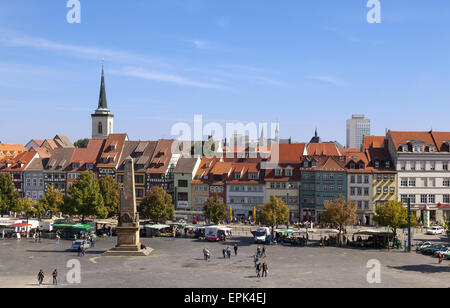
0, 233, 449, 288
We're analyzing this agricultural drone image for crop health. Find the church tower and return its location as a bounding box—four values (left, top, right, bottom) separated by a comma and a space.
91, 64, 114, 139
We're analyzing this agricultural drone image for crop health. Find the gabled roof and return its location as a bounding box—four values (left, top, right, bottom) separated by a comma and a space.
54, 135, 74, 148
0, 151, 38, 172
300, 155, 346, 171
96, 134, 128, 169
147, 139, 175, 174
0, 144, 27, 160
43, 148, 76, 171
430, 132, 450, 152
389, 131, 437, 152
67, 139, 105, 172
307, 143, 341, 156
174, 157, 201, 174
268, 143, 307, 163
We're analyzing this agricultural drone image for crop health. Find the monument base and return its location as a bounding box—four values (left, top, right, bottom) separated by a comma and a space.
103, 246, 153, 257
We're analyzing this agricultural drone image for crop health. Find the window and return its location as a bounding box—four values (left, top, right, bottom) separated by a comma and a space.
135, 189, 144, 198
390, 187, 395, 194
364, 175, 369, 184
428, 195, 435, 203
135, 175, 144, 184
249, 172, 259, 180
383, 187, 388, 194
374, 161, 380, 169
350, 175, 355, 184
357, 188, 362, 196
444, 195, 450, 203
409, 179, 416, 187
357, 175, 362, 184
390, 175, 395, 181
178, 180, 188, 188
443, 179, 450, 187
98, 122, 103, 134
364, 201, 369, 210
377, 187, 382, 194
275, 169, 282, 177
26, 179, 31, 186
421, 195, 427, 204
401, 195, 408, 203
178, 192, 188, 201
350, 187, 356, 196
401, 179, 408, 187
235, 172, 241, 180
385, 161, 391, 169
364, 188, 369, 196
409, 195, 416, 203
285, 169, 292, 177
357, 201, 362, 210
377, 174, 382, 181
443, 162, 449, 171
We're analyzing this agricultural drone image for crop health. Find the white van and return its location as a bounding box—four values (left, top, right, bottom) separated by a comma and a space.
254, 227, 270, 244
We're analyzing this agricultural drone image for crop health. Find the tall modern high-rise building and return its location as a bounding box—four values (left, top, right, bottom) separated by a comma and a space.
346, 115, 370, 149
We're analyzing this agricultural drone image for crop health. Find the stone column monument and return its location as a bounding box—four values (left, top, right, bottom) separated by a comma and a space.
104, 156, 152, 256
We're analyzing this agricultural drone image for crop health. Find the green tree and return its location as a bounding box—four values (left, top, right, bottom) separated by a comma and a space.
257, 195, 289, 234
98, 174, 121, 218
0, 173, 20, 216
373, 200, 418, 246
62, 172, 106, 223
15, 197, 37, 223
320, 196, 357, 246
40, 185, 64, 217
74, 138, 89, 148
138, 186, 174, 223
203, 195, 227, 225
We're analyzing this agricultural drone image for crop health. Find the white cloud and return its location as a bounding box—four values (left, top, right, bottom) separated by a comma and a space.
112, 67, 225, 89
311, 75, 347, 86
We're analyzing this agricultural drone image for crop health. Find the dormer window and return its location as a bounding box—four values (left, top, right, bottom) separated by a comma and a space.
86, 164, 94, 170
303, 161, 309, 168
249, 172, 259, 180
374, 161, 380, 169
401, 145, 408, 152
235, 172, 241, 180
311, 161, 316, 168
275, 169, 282, 177
349, 162, 355, 169
385, 161, 391, 169
285, 168, 293, 177
359, 163, 365, 169
429, 146, 435, 152
72, 163, 80, 169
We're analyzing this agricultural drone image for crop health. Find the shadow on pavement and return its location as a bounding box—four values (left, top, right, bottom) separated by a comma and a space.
388, 264, 450, 273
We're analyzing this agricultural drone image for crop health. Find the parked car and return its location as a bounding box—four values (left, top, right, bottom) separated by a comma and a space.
426, 226, 444, 235
70, 240, 90, 252
432, 246, 450, 257
422, 244, 448, 255
416, 241, 432, 252
445, 252, 450, 260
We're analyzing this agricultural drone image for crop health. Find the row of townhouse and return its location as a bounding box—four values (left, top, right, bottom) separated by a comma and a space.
1, 129, 450, 225
0, 135, 180, 206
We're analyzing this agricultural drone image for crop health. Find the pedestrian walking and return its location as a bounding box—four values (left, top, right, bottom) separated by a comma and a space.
262, 262, 268, 277
90, 235, 95, 248
234, 244, 238, 256
81, 246, 86, 256
56, 234, 60, 245
256, 262, 262, 278
438, 252, 443, 264
261, 246, 266, 258
37, 269, 44, 285
253, 255, 259, 268
52, 269, 58, 286
226, 246, 231, 258
222, 248, 226, 259
256, 246, 261, 258
78, 245, 82, 257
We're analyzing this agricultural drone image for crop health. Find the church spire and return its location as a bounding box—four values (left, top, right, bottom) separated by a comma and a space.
98, 63, 108, 110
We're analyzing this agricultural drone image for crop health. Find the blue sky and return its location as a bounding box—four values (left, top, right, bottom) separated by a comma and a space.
0, 0, 449, 145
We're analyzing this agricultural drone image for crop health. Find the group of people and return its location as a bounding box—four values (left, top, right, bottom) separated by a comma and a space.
254, 246, 268, 278
37, 269, 58, 286
222, 244, 239, 258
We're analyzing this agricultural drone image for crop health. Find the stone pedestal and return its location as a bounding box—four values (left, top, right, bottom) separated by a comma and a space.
103, 156, 152, 257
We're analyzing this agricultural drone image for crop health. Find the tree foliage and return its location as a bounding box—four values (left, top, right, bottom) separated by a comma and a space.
74, 138, 90, 148
203, 195, 227, 225
98, 174, 121, 218
40, 184, 64, 216
373, 200, 418, 239
15, 197, 37, 220
0, 173, 20, 214
62, 172, 106, 223
138, 186, 174, 223
320, 196, 357, 244
257, 195, 289, 232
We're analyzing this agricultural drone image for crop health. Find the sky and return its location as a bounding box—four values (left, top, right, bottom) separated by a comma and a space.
0, 0, 449, 145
